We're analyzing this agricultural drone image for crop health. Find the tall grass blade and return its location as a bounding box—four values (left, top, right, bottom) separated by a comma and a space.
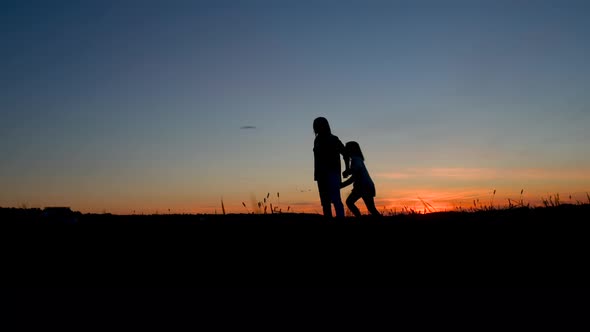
418, 197, 433, 213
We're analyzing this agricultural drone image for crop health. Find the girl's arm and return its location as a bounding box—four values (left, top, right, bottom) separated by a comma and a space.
338, 139, 350, 175
341, 174, 354, 188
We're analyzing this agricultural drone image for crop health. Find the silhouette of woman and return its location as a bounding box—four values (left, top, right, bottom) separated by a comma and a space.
340, 141, 381, 217
313, 117, 350, 218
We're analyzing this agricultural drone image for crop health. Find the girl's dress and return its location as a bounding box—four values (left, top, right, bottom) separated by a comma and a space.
347, 156, 376, 198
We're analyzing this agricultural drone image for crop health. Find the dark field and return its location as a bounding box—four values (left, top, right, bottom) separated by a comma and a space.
2, 205, 589, 288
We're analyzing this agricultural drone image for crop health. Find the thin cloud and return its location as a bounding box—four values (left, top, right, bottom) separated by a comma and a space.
240, 126, 257, 130
376, 167, 590, 181
376, 172, 411, 179
376, 168, 498, 180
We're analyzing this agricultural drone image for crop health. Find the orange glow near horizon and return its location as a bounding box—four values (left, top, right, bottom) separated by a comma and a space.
56, 188, 589, 215
6, 166, 589, 215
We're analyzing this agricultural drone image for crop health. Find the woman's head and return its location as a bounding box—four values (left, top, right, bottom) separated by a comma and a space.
313, 117, 331, 136
345, 141, 364, 161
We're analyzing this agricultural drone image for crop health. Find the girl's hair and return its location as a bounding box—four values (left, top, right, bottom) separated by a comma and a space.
313, 117, 331, 136
345, 141, 365, 161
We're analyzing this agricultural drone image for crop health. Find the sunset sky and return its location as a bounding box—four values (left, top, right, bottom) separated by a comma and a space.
2, 0, 589, 214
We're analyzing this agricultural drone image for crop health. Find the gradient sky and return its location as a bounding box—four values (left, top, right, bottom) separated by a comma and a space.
2, 0, 589, 214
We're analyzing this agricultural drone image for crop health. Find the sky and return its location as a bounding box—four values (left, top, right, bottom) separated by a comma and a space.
1, 0, 589, 214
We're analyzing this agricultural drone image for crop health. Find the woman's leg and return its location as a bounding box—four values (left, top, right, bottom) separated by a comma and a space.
327, 173, 344, 218
346, 191, 363, 217
362, 196, 382, 217
317, 179, 332, 218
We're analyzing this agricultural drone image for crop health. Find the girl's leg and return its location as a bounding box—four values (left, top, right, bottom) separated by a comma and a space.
346, 191, 363, 217
362, 196, 382, 217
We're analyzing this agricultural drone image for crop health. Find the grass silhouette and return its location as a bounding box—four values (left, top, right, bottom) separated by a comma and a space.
214, 190, 590, 217
227, 192, 290, 215
2, 198, 589, 287
2, 202, 589, 288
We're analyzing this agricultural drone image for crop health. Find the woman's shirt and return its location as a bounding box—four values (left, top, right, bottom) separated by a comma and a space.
313, 134, 348, 181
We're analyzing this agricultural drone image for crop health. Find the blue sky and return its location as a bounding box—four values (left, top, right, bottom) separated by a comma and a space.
1, 0, 589, 213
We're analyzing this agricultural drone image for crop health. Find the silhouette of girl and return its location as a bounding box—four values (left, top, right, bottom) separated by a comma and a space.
313, 117, 350, 218
341, 141, 381, 217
